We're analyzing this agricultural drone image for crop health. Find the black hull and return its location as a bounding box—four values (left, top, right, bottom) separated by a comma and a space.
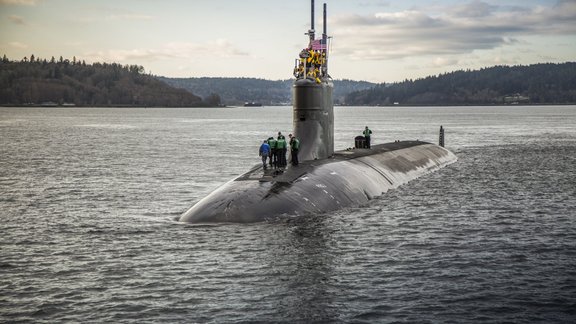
179, 141, 456, 223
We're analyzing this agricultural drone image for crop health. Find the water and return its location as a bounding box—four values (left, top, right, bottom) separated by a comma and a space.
1, 106, 575, 323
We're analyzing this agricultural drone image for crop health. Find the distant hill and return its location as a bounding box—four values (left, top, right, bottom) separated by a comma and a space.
345, 62, 576, 106
6, 54, 571, 108
159, 77, 375, 106
0, 55, 218, 107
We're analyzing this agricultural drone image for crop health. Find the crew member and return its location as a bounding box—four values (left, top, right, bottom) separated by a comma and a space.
314, 50, 322, 66
363, 126, 372, 149
289, 134, 300, 166
259, 140, 271, 169
267, 136, 277, 168
307, 48, 315, 66
294, 61, 305, 78
276, 133, 287, 168
314, 67, 321, 83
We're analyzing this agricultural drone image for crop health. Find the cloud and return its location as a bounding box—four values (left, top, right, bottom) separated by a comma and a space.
8, 41, 28, 49
358, 1, 390, 8
0, 0, 37, 5
73, 14, 154, 24
8, 15, 26, 25
330, 0, 576, 61
106, 14, 154, 21
72, 7, 155, 23
84, 40, 249, 63
449, 0, 498, 18
431, 57, 459, 68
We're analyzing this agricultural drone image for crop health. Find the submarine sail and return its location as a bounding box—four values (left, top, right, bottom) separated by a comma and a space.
292, 0, 333, 161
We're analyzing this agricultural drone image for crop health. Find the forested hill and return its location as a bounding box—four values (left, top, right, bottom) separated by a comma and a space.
5, 55, 573, 107
0, 55, 219, 107
345, 62, 576, 106
159, 77, 375, 106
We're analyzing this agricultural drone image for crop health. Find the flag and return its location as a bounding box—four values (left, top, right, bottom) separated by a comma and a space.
311, 38, 327, 50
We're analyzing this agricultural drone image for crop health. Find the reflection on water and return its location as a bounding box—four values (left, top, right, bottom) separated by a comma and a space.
269, 216, 339, 322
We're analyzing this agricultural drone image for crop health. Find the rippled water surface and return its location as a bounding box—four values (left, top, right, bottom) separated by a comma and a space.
1, 106, 575, 323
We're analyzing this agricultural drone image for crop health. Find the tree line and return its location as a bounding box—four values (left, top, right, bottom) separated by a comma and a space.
345, 62, 576, 106
0, 54, 221, 107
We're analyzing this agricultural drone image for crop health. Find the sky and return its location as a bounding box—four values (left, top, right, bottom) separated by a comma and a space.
1, 0, 575, 83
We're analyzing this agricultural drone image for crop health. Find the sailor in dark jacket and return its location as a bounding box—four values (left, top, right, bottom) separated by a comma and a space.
276, 133, 287, 168
267, 137, 277, 168
289, 134, 300, 166
363, 126, 372, 149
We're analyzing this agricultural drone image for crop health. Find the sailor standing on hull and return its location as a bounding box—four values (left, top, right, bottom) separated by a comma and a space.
289, 134, 300, 166
276, 132, 287, 168
259, 140, 271, 169
363, 126, 372, 149
267, 136, 277, 168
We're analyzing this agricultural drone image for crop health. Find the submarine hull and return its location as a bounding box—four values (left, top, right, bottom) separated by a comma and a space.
179, 141, 457, 223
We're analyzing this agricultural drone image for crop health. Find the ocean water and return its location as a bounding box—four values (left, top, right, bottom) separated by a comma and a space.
1, 106, 575, 323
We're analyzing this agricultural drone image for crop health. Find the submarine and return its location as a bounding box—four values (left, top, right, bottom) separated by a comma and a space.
179, 1, 457, 224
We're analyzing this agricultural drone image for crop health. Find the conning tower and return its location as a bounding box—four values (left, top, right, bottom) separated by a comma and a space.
292, 0, 333, 161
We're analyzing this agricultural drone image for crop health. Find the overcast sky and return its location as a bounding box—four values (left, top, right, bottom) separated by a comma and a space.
1, 0, 575, 82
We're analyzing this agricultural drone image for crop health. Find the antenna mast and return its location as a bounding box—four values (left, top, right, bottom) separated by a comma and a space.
323, 3, 327, 38
322, 2, 328, 75
309, 0, 315, 42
